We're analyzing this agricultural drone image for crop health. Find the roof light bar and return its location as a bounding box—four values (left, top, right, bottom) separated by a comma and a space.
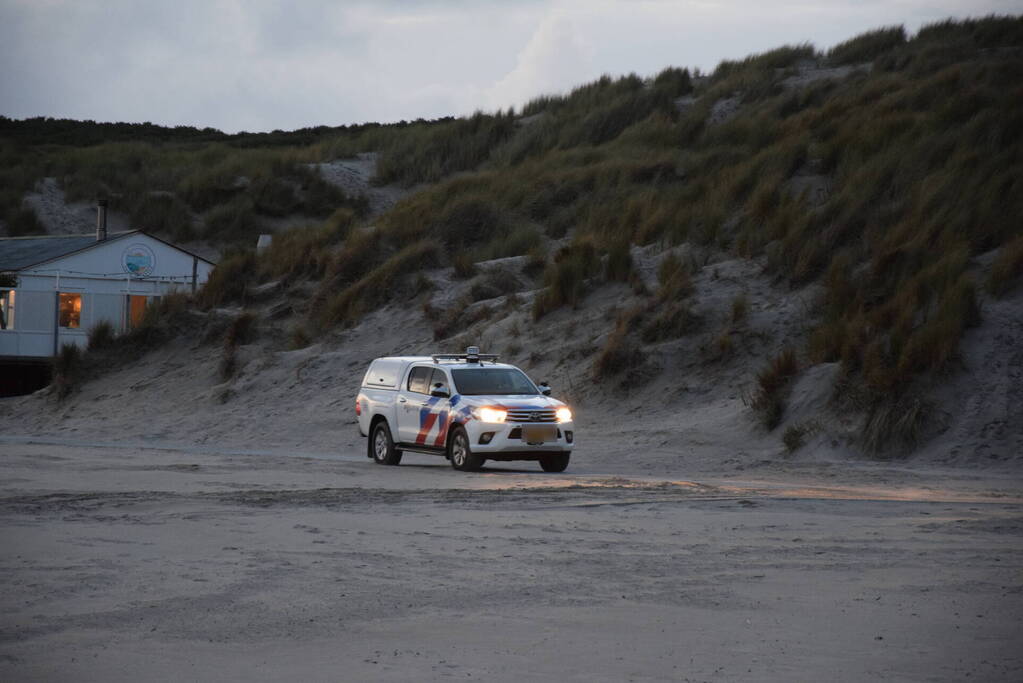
431, 346, 500, 364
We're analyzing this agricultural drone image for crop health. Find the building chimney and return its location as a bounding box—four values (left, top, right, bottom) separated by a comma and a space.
96, 199, 108, 241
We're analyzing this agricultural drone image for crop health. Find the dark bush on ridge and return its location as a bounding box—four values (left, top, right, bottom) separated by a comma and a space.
827, 26, 907, 65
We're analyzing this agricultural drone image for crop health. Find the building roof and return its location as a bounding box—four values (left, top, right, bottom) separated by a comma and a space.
0, 231, 214, 272
0, 232, 133, 271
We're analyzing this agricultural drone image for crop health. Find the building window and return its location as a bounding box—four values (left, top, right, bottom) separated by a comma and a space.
59, 293, 82, 328
0, 290, 13, 330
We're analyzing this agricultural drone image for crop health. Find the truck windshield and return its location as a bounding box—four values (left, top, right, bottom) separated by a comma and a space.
451, 368, 538, 396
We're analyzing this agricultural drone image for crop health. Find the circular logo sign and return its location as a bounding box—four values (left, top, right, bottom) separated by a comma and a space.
122, 244, 155, 277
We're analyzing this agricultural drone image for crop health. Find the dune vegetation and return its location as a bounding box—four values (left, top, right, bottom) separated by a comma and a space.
3, 16, 1022, 448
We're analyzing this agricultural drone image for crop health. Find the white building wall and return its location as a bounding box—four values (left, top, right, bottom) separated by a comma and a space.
0, 290, 55, 356
0, 233, 215, 358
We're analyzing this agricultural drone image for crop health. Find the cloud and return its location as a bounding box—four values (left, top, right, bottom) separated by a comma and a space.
485, 11, 596, 110
1, 0, 1019, 132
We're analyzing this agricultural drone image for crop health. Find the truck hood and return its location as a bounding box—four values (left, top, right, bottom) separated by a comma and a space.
457, 395, 566, 410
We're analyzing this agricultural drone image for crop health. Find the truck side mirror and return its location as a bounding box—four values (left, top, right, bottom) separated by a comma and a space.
430, 383, 450, 398
538, 381, 551, 396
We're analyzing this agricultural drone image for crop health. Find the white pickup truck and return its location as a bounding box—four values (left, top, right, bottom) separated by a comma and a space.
356, 347, 575, 472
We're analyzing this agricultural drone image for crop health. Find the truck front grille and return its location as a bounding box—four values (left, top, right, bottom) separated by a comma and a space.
505, 409, 558, 423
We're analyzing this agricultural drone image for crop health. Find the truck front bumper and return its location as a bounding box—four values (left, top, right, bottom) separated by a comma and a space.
464, 420, 574, 460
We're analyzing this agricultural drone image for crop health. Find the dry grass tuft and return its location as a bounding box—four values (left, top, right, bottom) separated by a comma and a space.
51, 343, 82, 400
219, 311, 257, 381
655, 253, 693, 301
593, 307, 645, 380
783, 424, 808, 452
861, 395, 929, 456
87, 320, 115, 352
533, 241, 599, 319
745, 348, 799, 429
452, 252, 477, 279
642, 303, 700, 343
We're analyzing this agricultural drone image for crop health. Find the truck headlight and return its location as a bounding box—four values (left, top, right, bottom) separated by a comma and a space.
477, 407, 507, 423
556, 407, 572, 423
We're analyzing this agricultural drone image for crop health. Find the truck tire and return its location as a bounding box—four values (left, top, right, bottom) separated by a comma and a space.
539, 453, 570, 473
371, 421, 402, 466
449, 426, 485, 472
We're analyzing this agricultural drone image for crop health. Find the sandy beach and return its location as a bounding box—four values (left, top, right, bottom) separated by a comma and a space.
2, 435, 1021, 682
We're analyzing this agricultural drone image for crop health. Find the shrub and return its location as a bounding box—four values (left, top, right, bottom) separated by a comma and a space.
202, 197, 259, 243
452, 252, 476, 279
593, 330, 640, 379
321, 240, 441, 327
861, 395, 929, 456
51, 343, 82, 400
605, 240, 633, 282
122, 292, 195, 350
642, 303, 699, 343
746, 349, 799, 429
199, 250, 258, 308
128, 193, 194, 241
470, 268, 520, 302
476, 225, 543, 261
5, 206, 45, 236
289, 326, 312, 350
219, 311, 256, 380
656, 253, 693, 301
250, 175, 300, 217
87, 320, 115, 351
783, 424, 808, 452
533, 241, 599, 318
224, 310, 256, 348
434, 197, 506, 250
827, 26, 907, 65
893, 276, 980, 379
652, 66, 693, 96
318, 228, 382, 291
260, 213, 352, 283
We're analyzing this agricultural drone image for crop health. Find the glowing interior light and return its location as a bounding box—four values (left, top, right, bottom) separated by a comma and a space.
556, 407, 573, 423
478, 407, 507, 423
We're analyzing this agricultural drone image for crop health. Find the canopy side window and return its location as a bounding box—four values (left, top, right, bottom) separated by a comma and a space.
407, 366, 432, 394
430, 368, 450, 394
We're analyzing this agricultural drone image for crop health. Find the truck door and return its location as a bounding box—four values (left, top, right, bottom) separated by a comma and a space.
426, 368, 453, 448
396, 365, 432, 443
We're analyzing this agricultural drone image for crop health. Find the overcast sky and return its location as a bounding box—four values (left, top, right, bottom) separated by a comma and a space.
1, 0, 1020, 133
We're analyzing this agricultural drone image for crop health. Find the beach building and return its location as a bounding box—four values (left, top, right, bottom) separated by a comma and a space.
0, 205, 214, 394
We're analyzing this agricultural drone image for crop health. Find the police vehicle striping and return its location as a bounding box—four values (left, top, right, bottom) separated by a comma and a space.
355, 347, 574, 472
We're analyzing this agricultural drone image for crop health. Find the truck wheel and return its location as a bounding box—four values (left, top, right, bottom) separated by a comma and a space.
371, 421, 402, 466
539, 453, 570, 473
449, 427, 484, 472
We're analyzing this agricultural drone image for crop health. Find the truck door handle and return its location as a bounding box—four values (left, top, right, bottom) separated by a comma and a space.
398, 397, 407, 403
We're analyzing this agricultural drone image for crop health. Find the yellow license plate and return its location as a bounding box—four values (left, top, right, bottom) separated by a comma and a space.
522, 425, 557, 443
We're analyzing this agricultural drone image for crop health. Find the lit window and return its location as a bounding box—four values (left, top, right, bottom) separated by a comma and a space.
59, 293, 82, 328
0, 290, 13, 330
